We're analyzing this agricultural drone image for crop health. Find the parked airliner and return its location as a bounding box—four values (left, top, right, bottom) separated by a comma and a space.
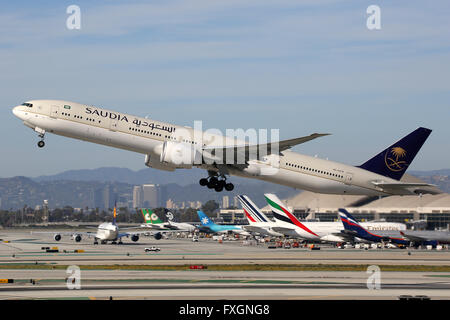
140, 208, 196, 232
264, 193, 406, 243
33, 207, 160, 244
12, 100, 438, 195
237, 195, 284, 237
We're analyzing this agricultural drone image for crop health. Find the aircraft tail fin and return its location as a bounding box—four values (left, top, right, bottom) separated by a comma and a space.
197, 211, 214, 226
141, 209, 164, 225
113, 204, 117, 225
338, 208, 370, 237
264, 193, 319, 237
237, 195, 269, 225
358, 127, 432, 180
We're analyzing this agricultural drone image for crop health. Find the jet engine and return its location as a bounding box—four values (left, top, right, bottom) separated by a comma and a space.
145, 154, 176, 172
54, 234, 62, 241
73, 235, 82, 242
159, 141, 202, 168
131, 235, 139, 242
154, 232, 163, 240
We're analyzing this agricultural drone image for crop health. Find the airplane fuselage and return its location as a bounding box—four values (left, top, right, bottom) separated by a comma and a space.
96, 222, 119, 241
12, 100, 420, 196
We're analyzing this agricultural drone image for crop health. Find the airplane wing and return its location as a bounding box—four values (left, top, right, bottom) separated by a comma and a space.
31, 231, 96, 237
332, 231, 357, 242
243, 226, 270, 234
370, 181, 440, 195
118, 229, 181, 239
271, 226, 296, 233
202, 133, 330, 163
399, 231, 427, 243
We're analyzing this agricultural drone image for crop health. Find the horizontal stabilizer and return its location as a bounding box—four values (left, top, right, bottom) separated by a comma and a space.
371, 181, 440, 195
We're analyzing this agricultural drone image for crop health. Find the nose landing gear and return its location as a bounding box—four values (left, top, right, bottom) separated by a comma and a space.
199, 174, 234, 192
35, 127, 46, 148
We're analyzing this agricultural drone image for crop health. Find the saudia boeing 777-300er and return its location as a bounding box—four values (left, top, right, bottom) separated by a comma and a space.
12, 100, 439, 195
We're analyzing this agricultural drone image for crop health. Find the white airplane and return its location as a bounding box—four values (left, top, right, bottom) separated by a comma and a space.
237, 195, 284, 237
264, 193, 406, 243
34, 207, 164, 244
140, 208, 196, 232
12, 100, 438, 195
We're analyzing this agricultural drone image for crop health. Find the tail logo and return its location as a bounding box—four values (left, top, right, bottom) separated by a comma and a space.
166, 211, 174, 221
385, 147, 408, 172
201, 217, 210, 225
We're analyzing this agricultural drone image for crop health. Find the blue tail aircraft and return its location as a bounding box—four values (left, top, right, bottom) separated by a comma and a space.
338, 208, 409, 246
339, 209, 439, 248
197, 211, 250, 236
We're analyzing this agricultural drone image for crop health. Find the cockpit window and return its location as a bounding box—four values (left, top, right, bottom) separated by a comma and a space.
21, 103, 33, 108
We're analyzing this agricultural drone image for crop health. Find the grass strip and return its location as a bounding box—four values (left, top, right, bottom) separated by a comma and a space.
0, 263, 449, 272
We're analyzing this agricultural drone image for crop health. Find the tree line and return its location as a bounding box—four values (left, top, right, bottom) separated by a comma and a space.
0, 200, 220, 227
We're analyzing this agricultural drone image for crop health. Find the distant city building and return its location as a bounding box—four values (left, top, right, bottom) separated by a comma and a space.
103, 184, 116, 209
166, 198, 175, 209
132, 186, 142, 208
233, 196, 238, 208
132, 184, 167, 208
222, 196, 229, 209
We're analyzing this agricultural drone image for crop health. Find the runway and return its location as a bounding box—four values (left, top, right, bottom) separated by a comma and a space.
1, 229, 449, 300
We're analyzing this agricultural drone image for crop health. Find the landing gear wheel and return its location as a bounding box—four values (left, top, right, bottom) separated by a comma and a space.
37, 140, 45, 148
209, 177, 218, 185
225, 183, 234, 191
200, 172, 233, 192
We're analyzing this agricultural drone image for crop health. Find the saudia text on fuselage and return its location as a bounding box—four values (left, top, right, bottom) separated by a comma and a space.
85, 106, 129, 122
84, 107, 176, 133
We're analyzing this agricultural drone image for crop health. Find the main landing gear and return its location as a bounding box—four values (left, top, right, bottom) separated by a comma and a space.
199, 175, 234, 192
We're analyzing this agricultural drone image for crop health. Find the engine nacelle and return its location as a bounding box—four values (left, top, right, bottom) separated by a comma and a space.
154, 232, 163, 240
54, 234, 61, 241
145, 154, 176, 172
242, 158, 280, 177
243, 164, 261, 176
131, 235, 140, 242
160, 141, 202, 168
74, 235, 82, 242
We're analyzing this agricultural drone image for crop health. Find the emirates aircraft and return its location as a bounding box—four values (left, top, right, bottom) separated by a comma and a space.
12, 100, 438, 195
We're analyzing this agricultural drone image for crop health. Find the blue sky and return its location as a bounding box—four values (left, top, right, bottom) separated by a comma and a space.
1, 0, 449, 177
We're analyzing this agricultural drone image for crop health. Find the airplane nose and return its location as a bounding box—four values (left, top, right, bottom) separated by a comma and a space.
12, 106, 20, 117
12, 106, 25, 119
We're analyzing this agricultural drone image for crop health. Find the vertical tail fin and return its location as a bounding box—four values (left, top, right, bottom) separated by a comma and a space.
264, 193, 319, 237
338, 208, 371, 238
358, 127, 432, 180
141, 209, 164, 225
197, 210, 214, 226
237, 195, 269, 225
113, 203, 117, 225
